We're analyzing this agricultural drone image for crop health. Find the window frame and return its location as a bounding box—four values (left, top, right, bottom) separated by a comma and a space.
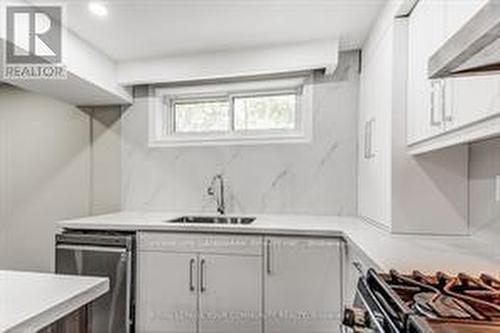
149, 75, 313, 147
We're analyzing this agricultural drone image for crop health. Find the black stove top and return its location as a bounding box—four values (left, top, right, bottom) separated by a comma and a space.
344, 269, 500, 333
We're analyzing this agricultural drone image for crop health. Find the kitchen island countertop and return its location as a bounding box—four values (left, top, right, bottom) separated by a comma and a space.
0, 270, 108, 332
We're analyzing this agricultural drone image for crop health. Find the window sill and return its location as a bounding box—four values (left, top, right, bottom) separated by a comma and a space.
148, 132, 311, 147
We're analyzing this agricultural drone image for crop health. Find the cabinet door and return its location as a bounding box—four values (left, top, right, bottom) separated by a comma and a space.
357, 21, 392, 228
137, 252, 198, 333
198, 254, 262, 333
445, 76, 500, 131
407, 0, 447, 144
442, 0, 500, 132
264, 237, 342, 333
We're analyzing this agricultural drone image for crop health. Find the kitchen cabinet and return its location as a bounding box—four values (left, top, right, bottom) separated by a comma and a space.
138, 251, 198, 333
263, 236, 343, 333
198, 254, 261, 333
443, 0, 500, 132
358, 3, 469, 235
407, 0, 500, 153
137, 232, 262, 333
138, 232, 345, 333
446, 76, 500, 131
407, 0, 447, 145
358, 15, 393, 228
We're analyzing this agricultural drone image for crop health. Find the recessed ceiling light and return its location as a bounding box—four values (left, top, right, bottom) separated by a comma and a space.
88, 2, 108, 17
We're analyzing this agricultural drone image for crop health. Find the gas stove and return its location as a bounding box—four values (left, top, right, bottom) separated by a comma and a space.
343, 269, 500, 333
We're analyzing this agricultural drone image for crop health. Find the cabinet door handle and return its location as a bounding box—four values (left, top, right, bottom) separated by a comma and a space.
364, 119, 376, 159
266, 240, 272, 275
364, 121, 370, 159
200, 258, 206, 293
430, 81, 442, 127
442, 80, 452, 122
189, 258, 195, 292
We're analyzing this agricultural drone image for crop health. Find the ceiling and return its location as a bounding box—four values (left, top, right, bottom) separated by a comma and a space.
31, 0, 387, 62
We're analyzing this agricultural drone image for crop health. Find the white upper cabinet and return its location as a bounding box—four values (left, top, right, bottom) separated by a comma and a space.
446, 75, 500, 131
443, 0, 500, 132
407, 0, 447, 145
407, 0, 500, 153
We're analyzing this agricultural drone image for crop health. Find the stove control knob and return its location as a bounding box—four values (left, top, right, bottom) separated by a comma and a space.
343, 307, 369, 330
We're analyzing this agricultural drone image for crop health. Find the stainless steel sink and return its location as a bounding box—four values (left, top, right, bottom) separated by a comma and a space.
167, 216, 256, 225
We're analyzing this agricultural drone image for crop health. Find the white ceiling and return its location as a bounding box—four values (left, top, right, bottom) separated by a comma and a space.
31, 0, 387, 62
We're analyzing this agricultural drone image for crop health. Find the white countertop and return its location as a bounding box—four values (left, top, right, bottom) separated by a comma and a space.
0, 270, 109, 333
57, 211, 500, 276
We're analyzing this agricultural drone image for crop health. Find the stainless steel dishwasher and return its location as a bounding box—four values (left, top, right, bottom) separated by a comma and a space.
55, 231, 135, 333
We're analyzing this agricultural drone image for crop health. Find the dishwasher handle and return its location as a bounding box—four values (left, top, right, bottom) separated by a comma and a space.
56, 244, 128, 253
56, 232, 133, 249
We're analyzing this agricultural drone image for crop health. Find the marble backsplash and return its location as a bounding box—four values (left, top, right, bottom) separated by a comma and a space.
121, 51, 360, 215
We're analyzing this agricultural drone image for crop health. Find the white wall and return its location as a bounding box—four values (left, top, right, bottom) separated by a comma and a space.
0, 86, 121, 272
0, 85, 90, 271
86, 107, 122, 215
121, 52, 359, 215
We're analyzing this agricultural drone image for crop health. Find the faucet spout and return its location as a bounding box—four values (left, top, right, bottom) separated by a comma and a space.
207, 174, 225, 215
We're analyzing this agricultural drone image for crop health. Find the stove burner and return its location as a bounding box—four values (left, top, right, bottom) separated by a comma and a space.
382, 270, 500, 325
343, 269, 500, 333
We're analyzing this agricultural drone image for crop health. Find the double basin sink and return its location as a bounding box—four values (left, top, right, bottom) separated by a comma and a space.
167, 215, 256, 225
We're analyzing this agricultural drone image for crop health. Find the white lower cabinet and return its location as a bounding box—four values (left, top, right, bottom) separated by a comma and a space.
137, 233, 343, 333
198, 254, 261, 333
137, 232, 262, 333
263, 236, 343, 333
138, 251, 198, 333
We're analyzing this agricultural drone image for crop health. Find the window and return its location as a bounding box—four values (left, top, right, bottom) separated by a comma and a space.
234, 93, 296, 131
174, 98, 229, 133
150, 75, 312, 146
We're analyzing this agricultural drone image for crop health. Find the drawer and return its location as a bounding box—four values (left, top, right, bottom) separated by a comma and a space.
138, 232, 263, 256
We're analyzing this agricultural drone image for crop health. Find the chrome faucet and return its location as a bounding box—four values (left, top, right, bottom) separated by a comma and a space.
207, 174, 225, 215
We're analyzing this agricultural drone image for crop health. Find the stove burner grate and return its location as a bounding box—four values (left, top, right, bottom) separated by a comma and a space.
381, 270, 500, 326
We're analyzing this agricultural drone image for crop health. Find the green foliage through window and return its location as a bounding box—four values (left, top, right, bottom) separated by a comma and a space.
174, 100, 229, 133
172, 92, 298, 134
234, 94, 296, 131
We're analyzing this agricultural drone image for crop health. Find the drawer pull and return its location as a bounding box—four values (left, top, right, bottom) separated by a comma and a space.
189, 258, 195, 292
200, 258, 206, 293
266, 240, 272, 275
